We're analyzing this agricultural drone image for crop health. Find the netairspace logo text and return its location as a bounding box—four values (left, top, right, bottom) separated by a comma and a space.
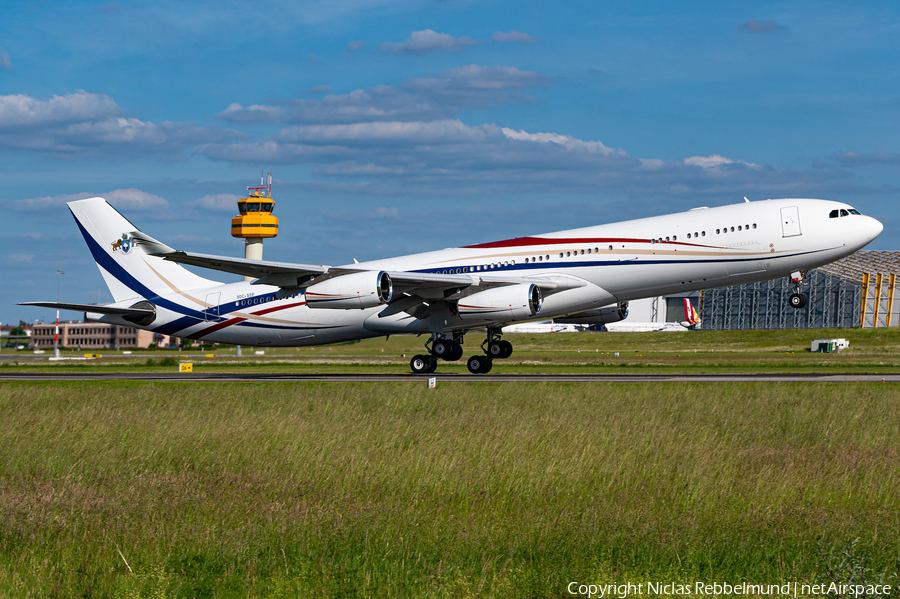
566, 581, 893, 598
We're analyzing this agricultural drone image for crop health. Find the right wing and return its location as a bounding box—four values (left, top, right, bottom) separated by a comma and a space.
135, 230, 586, 320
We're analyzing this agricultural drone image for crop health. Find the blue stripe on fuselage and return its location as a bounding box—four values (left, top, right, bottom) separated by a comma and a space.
410, 248, 832, 276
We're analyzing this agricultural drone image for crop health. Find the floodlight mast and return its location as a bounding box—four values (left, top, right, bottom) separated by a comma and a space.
53, 270, 64, 358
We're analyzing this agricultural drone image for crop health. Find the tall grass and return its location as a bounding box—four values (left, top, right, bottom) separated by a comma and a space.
0, 382, 898, 597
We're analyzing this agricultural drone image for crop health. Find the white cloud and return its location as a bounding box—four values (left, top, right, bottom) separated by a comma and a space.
0, 47, 11, 70
0, 92, 244, 156
501, 127, 623, 156
187, 193, 242, 211
684, 154, 760, 169
346, 40, 363, 51
10, 188, 168, 212
379, 30, 479, 55
195, 117, 878, 204
0, 91, 119, 128
832, 151, 900, 166
491, 31, 541, 44
5, 253, 34, 265
277, 119, 492, 144
374, 206, 399, 218
215, 65, 550, 125
196, 119, 638, 175
104, 188, 169, 210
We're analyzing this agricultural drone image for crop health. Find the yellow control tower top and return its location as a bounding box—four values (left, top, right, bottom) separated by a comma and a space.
231, 170, 279, 239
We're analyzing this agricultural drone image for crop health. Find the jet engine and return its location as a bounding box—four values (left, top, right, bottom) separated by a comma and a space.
554, 302, 629, 325
306, 271, 393, 309
457, 284, 542, 321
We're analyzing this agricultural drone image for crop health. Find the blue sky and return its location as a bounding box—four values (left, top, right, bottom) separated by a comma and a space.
2, 0, 898, 324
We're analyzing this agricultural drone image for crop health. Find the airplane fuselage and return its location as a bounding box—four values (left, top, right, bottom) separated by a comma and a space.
88, 198, 880, 347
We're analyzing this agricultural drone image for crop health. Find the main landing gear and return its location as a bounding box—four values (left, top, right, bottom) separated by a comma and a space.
409, 333, 464, 374
788, 270, 808, 309
466, 328, 513, 374
408, 329, 516, 375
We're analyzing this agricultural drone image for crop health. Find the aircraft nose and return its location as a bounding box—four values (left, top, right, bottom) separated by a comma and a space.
865, 216, 884, 242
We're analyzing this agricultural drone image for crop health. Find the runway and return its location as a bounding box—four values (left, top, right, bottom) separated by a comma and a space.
1, 372, 898, 383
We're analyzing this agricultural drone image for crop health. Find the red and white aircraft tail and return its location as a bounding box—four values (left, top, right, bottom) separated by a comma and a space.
681, 298, 701, 329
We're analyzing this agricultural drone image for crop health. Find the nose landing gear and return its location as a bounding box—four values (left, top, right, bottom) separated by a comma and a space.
788, 271, 808, 309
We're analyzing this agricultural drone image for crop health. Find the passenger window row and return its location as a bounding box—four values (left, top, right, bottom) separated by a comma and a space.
428, 221, 759, 274
650, 223, 757, 243
434, 259, 530, 274
555, 248, 600, 259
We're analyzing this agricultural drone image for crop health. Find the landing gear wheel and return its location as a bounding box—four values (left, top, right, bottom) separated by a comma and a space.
467, 355, 493, 374
499, 340, 513, 359
487, 341, 505, 358
789, 293, 808, 309
425, 358, 438, 373
433, 339, 462, 361
410, 355, 433, 374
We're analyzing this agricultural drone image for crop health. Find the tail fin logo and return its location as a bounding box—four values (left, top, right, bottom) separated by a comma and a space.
111, 233, 135, 254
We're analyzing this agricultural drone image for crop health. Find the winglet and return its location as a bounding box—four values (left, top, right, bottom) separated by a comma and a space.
129, 231, 175, 255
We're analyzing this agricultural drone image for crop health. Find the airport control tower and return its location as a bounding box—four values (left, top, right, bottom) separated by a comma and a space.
232, 170, 278, 281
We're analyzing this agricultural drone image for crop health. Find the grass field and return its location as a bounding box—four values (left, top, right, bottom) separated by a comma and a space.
1, 381, 899, 597
6, 328, 900, 375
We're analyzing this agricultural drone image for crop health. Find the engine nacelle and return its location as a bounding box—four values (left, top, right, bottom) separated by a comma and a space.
306, 271, 392, 310
457, 284, 542, 321
554, 302, 629, 325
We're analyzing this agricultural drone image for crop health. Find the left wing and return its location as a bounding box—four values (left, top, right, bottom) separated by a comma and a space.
132, 231, 330, 285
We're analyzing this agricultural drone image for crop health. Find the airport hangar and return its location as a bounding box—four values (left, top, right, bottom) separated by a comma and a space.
622, 251, 900, 331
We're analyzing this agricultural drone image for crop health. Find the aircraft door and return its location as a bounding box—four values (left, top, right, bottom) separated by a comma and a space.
780, 206, 802, 237
205, 292, 221, 321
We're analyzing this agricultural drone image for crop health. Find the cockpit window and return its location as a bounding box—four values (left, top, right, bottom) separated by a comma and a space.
849, 209, 861, 215
840, 209, 849, 217
829, 210, 839, 218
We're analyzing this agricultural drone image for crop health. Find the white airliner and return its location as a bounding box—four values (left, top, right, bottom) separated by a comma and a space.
22, 197, 882, 374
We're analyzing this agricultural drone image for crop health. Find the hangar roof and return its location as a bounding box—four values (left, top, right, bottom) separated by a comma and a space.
818, 251, 900, 283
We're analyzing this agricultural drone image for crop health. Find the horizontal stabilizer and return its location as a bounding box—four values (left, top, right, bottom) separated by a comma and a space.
18, 301, 155, 317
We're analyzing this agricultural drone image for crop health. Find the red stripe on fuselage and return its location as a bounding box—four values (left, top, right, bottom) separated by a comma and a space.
463, 236, 713, 249
188, 300, 307, 339
188, 317, 246, 339
251, 300, 306, 316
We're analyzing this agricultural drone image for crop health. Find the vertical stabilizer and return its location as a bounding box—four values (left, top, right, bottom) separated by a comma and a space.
683, 298, 700, 325
68, 198, 220, 303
